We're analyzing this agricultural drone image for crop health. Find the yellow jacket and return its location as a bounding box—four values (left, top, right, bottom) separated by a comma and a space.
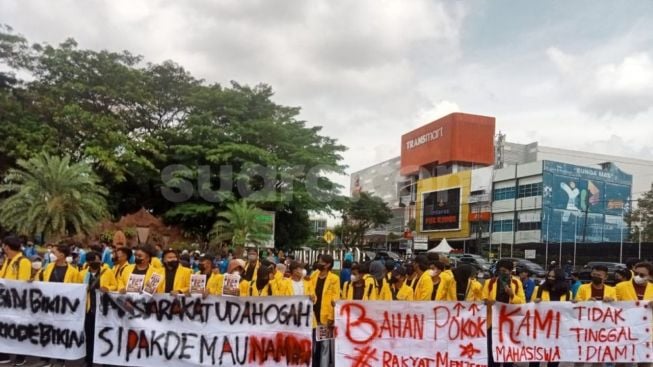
244, 260, 260, 281
436, 269, 457, 301
616, 281, 653, 301
164, 266, 192, 293
392, 283, 414, 301
113, 262, 130, 279
272, 271, 292, 295
205, 272, 223, 295
78, 265, 118, 311
464, 280, 483, 302
575, 283, 617, 301
414, 271, 434, 301
342, 280, 375, 300
151, 257, 163, 270
118, 264, 165, 294
311, 272, 340, 325
0, 254, 32, 280
215, 275, 250, 296
288, 279, 314, 297
481, 276, 525, 304
531, 286, 572, 302
38, 263, 80, 283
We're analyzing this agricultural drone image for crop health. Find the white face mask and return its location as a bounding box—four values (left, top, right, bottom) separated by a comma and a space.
429, 270, 437, 277
350, 275, 358, 283
301, 269, 307, 278
477, 273, 484, 279
65, 256, 73, 264
232, 271, 241, 276
49, 253, 57, 262
32, 261, 42, 270
634, 275, 648, 285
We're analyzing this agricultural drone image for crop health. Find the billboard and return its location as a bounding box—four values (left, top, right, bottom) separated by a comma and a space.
400, 113, 495, 175
421, 188, 462, 231
542, 161, 632, 243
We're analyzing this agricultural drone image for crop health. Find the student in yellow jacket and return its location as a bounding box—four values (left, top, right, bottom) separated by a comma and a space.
0, 236, 32, 366
434, 259, 457, 301
389, 267, 414, 301
243, 248, 260, 282
37, 244, 81, 283
112, 246, 132, 280
248, 264, 290, 296
310, 254, 340, 367
0, 235, 32, 281
369, 260, 393, 301
162, 248, 192, 295
215, 259, 250, 296
453, 264, 483, 302
616, 261, 653, 301
342, 263, 375, 300
288, 261, 314, 297
575, 264, 616, 302
193, 255, 223, 296
413, 255, 434, 301
532, 268, 573, 302
272, 263, 292, 295
482, 259, 525, 367
118, 244, 165, 294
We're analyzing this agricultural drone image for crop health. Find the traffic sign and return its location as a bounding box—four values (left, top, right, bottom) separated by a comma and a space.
323, 230, 335, 244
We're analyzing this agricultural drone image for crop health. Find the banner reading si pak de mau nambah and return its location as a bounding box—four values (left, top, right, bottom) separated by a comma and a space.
94, 293, 313, 367
335, 301, 488, 367
0, 279, 87, 360
492, 301, 653, 363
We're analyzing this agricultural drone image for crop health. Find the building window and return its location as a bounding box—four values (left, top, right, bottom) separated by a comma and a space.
492, 220, 513, 232
517, 183, 543, 198
517, 221, 542, 231
493, 187, 516, 201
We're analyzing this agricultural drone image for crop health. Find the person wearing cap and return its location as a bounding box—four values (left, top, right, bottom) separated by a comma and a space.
162, 248, 192, 295
243, 248, 260, 282
389, 267, 414, 301
370, 260, 392, 300
483, 259, 525, 367
0, 236, 32, 366
118, 244, 165, 294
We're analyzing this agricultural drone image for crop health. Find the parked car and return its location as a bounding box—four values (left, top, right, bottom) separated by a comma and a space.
450, 254, 492, 278
491, 258, 547, 278
578, 261, 626, 286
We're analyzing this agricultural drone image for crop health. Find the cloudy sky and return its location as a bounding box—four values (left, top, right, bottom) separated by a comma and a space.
2, 0, 653, 193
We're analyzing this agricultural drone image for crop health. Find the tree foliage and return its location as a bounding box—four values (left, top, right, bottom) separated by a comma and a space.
631, 183, 653, 242
336, 192, 393, 247
0, 153, 108, 241
210, 201, 270, 248
0, 25, 347, 246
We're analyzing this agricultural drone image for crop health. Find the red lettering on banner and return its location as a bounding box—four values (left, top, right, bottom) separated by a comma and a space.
434, 306, 486, 341
497, 305, 560, 344
341, 303, 379, 345
381, 350, 488, 367
378, 311, 425, 340
248, 333, 311, 365
573, 305, 625, 324
585, 345, 631, 362
569, 326, 638, 343
494, 346, 561, 362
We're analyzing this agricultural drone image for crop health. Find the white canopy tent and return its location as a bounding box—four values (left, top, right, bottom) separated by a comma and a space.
427, 238, 453, 253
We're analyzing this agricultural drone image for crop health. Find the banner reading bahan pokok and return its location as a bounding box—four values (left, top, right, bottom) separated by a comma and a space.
0, 279, 87, 360
94, 293, 313, 366
335, 301, 488, 367
492, 301, 653, 363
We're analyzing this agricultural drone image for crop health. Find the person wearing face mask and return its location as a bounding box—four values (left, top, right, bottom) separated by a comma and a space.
482, 259, 525, 367
76, 251, 117, 367
117, 244, 165, 294
288, 261, 313, 296
357, 261, 380, 300
342, 263, 374, 300
218, 258, 250, 296
454, 264, 482, 302
575, 264, 616, 302
370, 260, 392, 301
390, 267, 414, 301
310, 254, 340, 367
112, 247, 132, 280
161, 248, 191, 295
243, 248, 260, 282
413, 255, 434, 301
272, 263, 292, 295
430, 260, 443, 301
37, 244, 80, 284
194, 255, 223, 296
404, 262, 418, 290
0, 236, 32, 366
248, 263, 277, 296
616, 261, 653, 301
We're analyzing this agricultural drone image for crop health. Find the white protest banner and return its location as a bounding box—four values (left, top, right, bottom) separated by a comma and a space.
94, 293, 313, 366
335, 301, 488, 367
0, 279, 87, 360
492, 301, 653, 363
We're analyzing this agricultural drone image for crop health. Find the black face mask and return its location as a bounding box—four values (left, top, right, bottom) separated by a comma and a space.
390, 277, 399, 284
591, 276, 603, 285
546, 279, 555, 286
316, 264, 326, 271
89, 262, 101, 271
166, 261, 179, 270
135, 258, 145, 265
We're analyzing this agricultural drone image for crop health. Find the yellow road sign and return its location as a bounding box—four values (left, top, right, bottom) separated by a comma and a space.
323, 230, 335, 244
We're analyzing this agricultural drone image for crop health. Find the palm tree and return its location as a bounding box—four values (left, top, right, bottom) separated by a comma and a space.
210, 200, 271, 249
0, 153, 109, 241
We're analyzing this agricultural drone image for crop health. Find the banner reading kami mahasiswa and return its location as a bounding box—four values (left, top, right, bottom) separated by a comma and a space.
492, 301, 653, 363
0, 279, 87, 360
335, 301, 488, 367
94, 293, 313, 367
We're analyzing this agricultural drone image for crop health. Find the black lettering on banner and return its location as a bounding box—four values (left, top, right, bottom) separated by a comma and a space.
0, 286, 80, 315
200, 336, 217, 365
98, 327, 113, 357
0, 321, 84, 349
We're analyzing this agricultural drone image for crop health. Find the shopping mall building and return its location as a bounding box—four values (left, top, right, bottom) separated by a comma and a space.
351, 112, 653, 263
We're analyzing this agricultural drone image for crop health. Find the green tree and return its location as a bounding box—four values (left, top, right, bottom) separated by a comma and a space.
210, 201, 270, 249
631, 183, 653, 242
0, 153, 108, 241
337, 192, 393, 247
